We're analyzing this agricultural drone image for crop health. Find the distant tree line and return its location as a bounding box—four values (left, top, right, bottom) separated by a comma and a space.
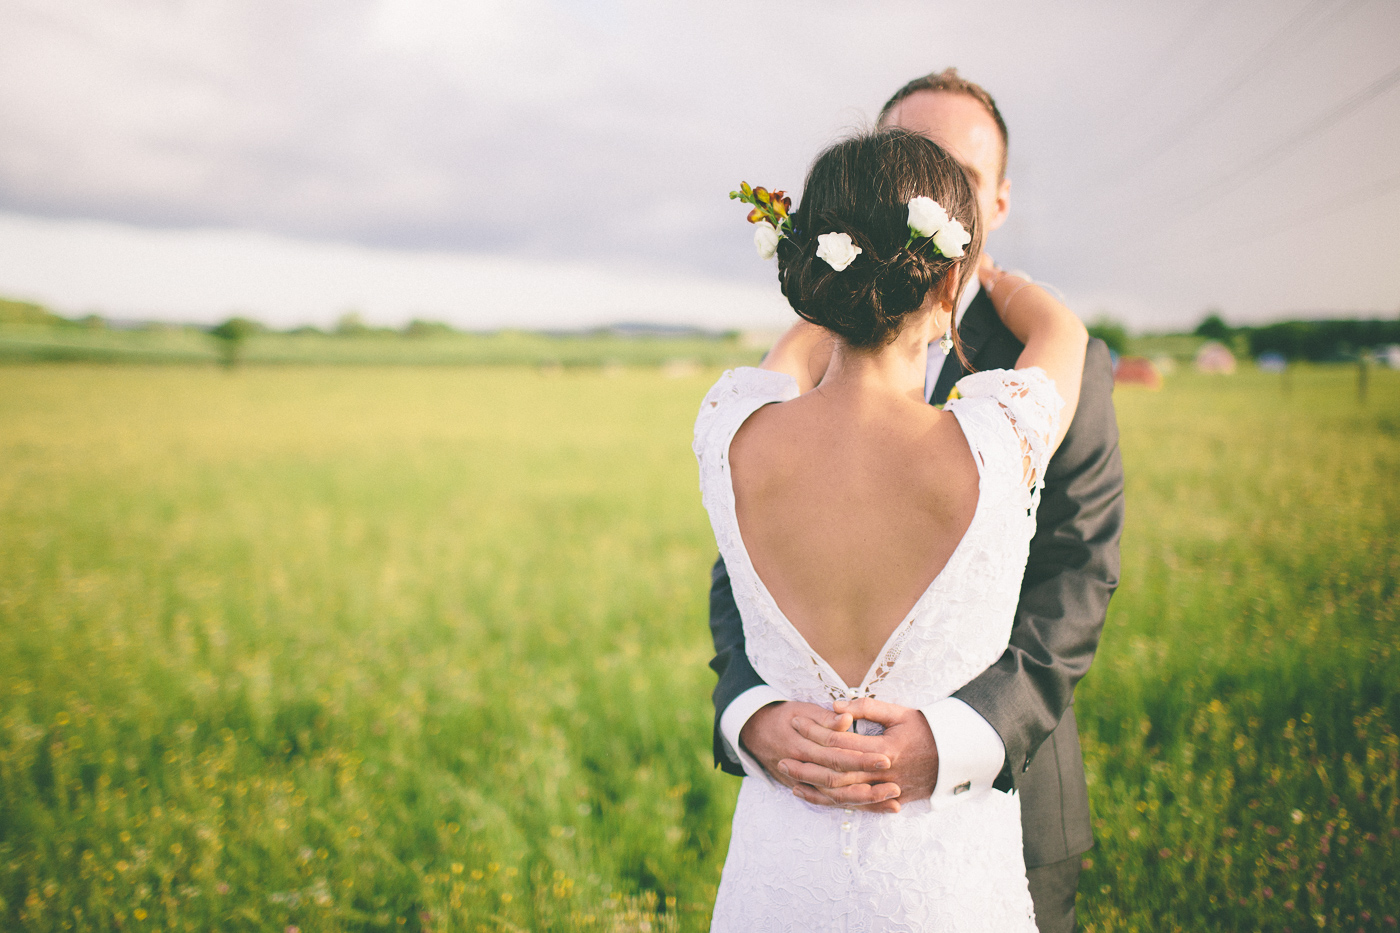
1195, 313, 1400, 361
1, 298, 746, 345
0, 298, 105, 330
1087, 318, 1129, 355
8, 293, 1397, 365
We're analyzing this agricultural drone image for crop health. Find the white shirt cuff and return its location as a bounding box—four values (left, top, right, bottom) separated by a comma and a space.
921, 697, 1008, 809
719, 685, 789, 781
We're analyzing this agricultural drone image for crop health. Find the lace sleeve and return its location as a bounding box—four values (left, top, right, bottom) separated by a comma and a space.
949, 367, 1065, 492
693, 368, 800, 504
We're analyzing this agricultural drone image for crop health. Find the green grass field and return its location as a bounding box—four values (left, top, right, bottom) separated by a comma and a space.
1, 364, 1396, 932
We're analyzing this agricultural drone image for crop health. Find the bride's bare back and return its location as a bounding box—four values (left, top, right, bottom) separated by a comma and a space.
729, 389, 979, 689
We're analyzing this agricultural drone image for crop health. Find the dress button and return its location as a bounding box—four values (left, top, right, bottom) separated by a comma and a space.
841, 847, 852, 858
842, 808, 854, 816
841, 821, 851, 831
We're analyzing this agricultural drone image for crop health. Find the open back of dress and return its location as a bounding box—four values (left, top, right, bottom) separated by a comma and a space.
694, 365, 1062, 933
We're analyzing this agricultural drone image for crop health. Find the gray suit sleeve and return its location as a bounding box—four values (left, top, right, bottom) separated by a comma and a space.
952, 338, 1125, 790
708, 555, 766, 776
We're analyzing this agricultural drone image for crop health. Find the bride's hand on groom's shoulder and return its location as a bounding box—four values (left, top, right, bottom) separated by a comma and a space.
976, 251, 997, 285
783, 698, 940, 814
976, 252, 1016, 299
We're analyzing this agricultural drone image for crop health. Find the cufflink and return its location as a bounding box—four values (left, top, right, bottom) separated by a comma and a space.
953, 781, 971, 795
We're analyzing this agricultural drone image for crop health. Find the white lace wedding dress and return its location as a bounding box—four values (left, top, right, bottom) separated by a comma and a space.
694, 365, 1064, 933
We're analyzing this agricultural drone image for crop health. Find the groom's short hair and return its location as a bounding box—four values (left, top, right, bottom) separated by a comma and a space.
878, 68, 1008, 181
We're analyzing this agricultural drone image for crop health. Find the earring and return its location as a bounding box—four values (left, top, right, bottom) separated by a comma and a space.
938, 328, 954, 354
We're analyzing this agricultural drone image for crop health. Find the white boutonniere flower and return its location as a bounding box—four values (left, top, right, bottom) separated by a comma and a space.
931, 217, 971, 258
816, 232, 862, 272
754, 222, 781, 260
907, 196, 950, 239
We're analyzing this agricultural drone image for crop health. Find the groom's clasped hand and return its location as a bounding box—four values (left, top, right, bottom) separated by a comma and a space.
745, 697, 940, 813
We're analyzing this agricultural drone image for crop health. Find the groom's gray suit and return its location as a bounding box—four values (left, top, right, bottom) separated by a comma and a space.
708, 287, 1125, 931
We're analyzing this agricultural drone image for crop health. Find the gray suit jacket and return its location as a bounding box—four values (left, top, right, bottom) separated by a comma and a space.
706, 288, 1125, 867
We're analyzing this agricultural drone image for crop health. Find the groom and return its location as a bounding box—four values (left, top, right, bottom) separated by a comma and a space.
707, 68, 1125, 933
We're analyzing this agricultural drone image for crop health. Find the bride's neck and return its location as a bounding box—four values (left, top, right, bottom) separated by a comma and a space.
818, 314, 936, 404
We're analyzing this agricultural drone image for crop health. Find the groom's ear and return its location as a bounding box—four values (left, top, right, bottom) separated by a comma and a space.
984, 177, 1011, 233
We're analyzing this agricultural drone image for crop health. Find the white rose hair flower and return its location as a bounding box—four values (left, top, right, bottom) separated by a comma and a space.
906, 196, 950, 239
731, 183, 970, 272
753, 223, 781, 260
815, 232, 863, 272
903, 195, 972, 258
931, 217, 971, 258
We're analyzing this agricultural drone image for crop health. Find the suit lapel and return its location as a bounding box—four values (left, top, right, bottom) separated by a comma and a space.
931, 287, 999, 405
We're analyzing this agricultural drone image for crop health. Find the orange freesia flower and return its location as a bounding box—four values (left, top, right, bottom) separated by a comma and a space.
733, 180, 794, 242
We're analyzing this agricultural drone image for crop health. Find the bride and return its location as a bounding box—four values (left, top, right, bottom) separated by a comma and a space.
694, 128, 1087, 931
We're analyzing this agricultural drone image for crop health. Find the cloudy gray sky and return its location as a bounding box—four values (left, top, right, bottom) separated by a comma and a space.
1, 0, 1397, 331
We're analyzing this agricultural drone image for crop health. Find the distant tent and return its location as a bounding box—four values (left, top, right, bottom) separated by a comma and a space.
1113, 355, 1163, 390
1195, 341, 1236, 374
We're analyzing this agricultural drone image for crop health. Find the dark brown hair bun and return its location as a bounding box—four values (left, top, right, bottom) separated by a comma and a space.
776, 129, 982, 350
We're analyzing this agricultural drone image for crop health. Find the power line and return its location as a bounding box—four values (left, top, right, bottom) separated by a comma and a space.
1075, 168, 1400, 277
1230, 170, 1400, 245
1120, 0, 1236, 101
1174, 62, 1400, 215
1104, 0, 1354, 181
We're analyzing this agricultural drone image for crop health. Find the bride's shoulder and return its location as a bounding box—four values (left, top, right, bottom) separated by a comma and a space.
951, 366, 1059, 403
946, 366, 1065, 488
694, 367, 799, 459
700, 366, 798, 406
949, 366, 1064, 421
697, 367, 798, 425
